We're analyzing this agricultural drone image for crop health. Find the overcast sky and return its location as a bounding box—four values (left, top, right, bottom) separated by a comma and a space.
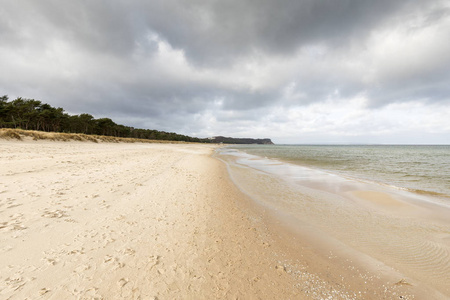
1, 0, 449, 144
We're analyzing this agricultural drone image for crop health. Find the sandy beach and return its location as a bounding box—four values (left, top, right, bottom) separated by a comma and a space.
0, 139, 304, 299
0, 138, 443, 299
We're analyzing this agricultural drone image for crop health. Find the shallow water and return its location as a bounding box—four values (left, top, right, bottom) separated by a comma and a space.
229, 145, 450, 200
216, 146, 450, 298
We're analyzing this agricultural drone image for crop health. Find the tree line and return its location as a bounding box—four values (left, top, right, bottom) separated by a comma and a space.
0, 95, 206, 142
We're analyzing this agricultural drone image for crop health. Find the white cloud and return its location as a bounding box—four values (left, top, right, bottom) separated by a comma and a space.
1, 0, 449, 143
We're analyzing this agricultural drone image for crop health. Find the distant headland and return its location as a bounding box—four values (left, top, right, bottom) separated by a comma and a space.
209, 136, 274, 145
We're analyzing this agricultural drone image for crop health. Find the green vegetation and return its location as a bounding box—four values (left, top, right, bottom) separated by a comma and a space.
0, 95, 205, 143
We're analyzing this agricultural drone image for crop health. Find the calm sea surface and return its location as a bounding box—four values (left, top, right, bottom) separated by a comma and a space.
228, 145, 450, 199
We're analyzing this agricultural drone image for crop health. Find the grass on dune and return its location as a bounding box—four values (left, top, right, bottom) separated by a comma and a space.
0, 128, 186, 144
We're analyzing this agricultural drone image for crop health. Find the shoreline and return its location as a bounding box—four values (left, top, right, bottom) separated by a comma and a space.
227, 144, 450, 203
1, 139, 446, 299
217, 147, 450, 299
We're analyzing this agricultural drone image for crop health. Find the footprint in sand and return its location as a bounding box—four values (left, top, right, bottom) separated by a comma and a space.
74, 264, 91, 273
79, 287, 102, 299
100, 200, 110, 209
6, 201, 22, 209
39, 287, 50, 295
3, 275, 28, 292
118, 277, 137, 298
67, 248, 85, 256
117, 277, 129, 288
103, 255, 125, 269
42, 257, 58, 265
0, 245, 13, 253
41, 209, 68, 218
1, 214, 27, 231
276, 265, 287, 275
121, 248, 135, 256
148, 255, 160, 269
98, 233, 115, 247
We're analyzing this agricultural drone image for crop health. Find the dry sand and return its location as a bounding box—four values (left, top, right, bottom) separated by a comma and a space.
0, 139, 304, 299
0, 139, 433, 299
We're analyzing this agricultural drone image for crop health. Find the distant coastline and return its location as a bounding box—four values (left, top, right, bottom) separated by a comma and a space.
0, 95, 273, 144
208, 136, 274, 144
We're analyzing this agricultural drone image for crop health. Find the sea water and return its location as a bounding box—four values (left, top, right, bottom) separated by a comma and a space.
216, 144, 450, 296
223, 144, 450, 201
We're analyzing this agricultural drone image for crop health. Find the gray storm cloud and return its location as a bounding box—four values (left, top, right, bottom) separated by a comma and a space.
1, 0, 449, 143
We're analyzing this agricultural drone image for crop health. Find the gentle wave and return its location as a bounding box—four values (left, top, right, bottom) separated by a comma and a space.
217, 146, 450, 296
229, 144, 450, 201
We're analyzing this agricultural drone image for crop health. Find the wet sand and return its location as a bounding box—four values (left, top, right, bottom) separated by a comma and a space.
1, 139, 447, 299
218, 148, 450, 299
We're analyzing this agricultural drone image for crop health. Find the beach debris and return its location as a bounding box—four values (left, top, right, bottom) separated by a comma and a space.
39, 287, 50, 295
394, 279, 412, 286
276, 265, 286, 274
